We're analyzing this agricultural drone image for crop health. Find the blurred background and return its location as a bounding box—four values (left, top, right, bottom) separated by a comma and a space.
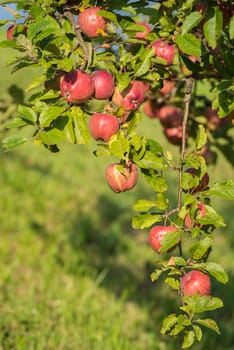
0, 11, 234, 349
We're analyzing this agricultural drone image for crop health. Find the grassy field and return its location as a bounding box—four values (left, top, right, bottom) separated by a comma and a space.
0, 32, 234, 349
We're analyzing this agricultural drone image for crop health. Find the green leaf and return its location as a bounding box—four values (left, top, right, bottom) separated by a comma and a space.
184, 295, 223, 313
194, 262, 228, 284
175, 33, 201, 56
71, 107, 90, 145
182, 330, 195, 349
151, 269, 163, 282
205, 181, 234, 200
203, 7, 223, 49
195, 125, 207, 151
160, 229, 180, 253
155, 193, 169, 210
132, 213, 162, 229
18, 105, 37, 123
38, 129, 63, 146
230, 15, 234, 39
165, 277, 180, 290
193, 325, 202, 341
189, 237, 213, 261
98, 10, 119, 27
160, 314, 178, 335
181, 12, 202, 35
195, 318, 220, 334
136, 151, 165, 170
135, 48, 155, 77
2, 135, 28, 149
7, 117, 28, 129
109, 134, 130, 159
133, 199, 156, 212
197, 205, 225, 227
39, 106, 66, 127
181, 172, 198, 191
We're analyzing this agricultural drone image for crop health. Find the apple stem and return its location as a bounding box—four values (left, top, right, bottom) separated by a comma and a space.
63, 10, 90, 70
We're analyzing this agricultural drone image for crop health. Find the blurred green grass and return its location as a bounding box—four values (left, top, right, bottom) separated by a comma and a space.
0, 28, 234, 349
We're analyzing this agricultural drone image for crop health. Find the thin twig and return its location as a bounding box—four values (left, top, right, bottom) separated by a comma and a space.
177, 77, 195, 256
63, 10, 90, 70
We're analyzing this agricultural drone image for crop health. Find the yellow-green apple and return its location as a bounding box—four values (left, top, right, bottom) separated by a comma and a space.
78, 7, 106, 38
181, 270, 211, 296
60, 70, 94, 104
149, 225, 177, 254
91, 70, 115, 100
89, 113, 119, 142
105, 162, 138, 192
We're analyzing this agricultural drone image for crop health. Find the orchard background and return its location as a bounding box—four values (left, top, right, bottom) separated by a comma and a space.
0, 0, 234, 349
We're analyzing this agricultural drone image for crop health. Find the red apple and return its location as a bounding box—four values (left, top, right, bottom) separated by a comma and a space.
142, 99, 160, 119
78, 7, 106, 38
112, 81, 147, 111
152, 40, 175, 66
159, 80, 176, 95
135, 21, 151, 39
60, 70, 94, 104
164, 126, 185, 146
158, 106, 183, 128
91, 70, 115, 100
205, 107, 227, 130
105, 162, 138, 193
149, 225, 177, 254
181, 270, 211, 296
7, 24, 16, 40
185, 168, 209, 193
185, 202, 206, 229
89, 113, 119, 142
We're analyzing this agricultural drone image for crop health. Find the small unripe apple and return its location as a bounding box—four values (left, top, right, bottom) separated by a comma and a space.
89, 113, 119, 142
149, 225, 177, 254
185, 168, 209, 193
181, 270, 211, 296
91, 70, 115, 100
112, 81, 147, 111
152, 40, 175, 66
158, 106, 183, 128
135, 21, 151, 39
60, 70, 94, 104
78, 7, 106, 38
105, 162, 138, 193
